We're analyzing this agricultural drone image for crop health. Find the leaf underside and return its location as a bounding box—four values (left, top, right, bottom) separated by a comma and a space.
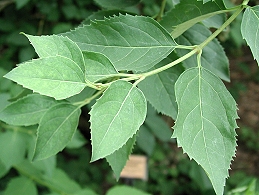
173, 67, 238, 195
63, 14, 176, 72
0, 94, 57, 126
106, 135, 136, 180
160, 0, 226, 38
33, 103, 81, 161
241, 5, 259, 65
23, 34, 85, 72
4, 56, 86, 100
83, 51, 118, 82
138, 54, 184, 119
90, 80, 147, 162
176, 23, 230, 81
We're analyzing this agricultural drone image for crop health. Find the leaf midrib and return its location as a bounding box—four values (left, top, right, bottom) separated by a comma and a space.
96, 85, 134, 152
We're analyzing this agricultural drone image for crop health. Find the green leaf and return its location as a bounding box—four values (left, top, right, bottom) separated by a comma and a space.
160, 0, 226, 38
72, 189, 98, 195
0, 131, 27, 170
176, 24, 230, 81
200, 0, 213, 3
15, 160, 83, 194
0, 93, 10, 112
145, 113, 172, 142
173, 67, 238, 195
4, 177, 37, 195
83, 51, 118, 82
15, 159, 44, 180
136, 125, 155, 156
0, 94, 57, 126
46, 168, 81, 194
32, 156, 56, 177
106, 186, 150, 195
63, 14, 176, 72
202, 14, 226, 29
0, 159, 9, 179
94, 0, 140, 9
14, 0, 31, 9
90, 80, 147, 161
23, 34, 85, 72
66, 87, 96, 103
245, 179, 257, 194
106, 135, 136, 180
4, 56, 87, 100
189, 161, 213, 192
0, 67, 13, 92
138, 54, 184, 119
33, 103, 81, 161
81, 10, 129, 26
66, 130, 87, 149
241, 5, 259, 65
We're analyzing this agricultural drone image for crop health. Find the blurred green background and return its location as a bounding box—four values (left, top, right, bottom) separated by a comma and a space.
0, 0, 259, 194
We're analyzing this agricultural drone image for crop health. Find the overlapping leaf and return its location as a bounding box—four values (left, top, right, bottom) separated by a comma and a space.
173, 67, 238, 195
23, 34, 85, 72
145, 113, 172, 142
4, 35, 89, 100
83, 51, 118, 82
241, 5, 259, 65
0, 94, 57, 126
4, 56, 87, 100
63, 14, 176, 72
90, 80, 147, 161
136, 126, 155, 156
106, 135, 136, 180
33, 103, 81, 161
176, 24, 230, 81
160, 0, 226, 38
138, 54, 184, 119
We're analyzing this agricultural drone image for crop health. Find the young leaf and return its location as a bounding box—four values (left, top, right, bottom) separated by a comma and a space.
90, 80, 147, 162
160, 0, 226, 38
173, 67, 238, 195
94, 0, 140, 9
4, 56, 87, 100
4, 177, 37, 195
138, 54, 184, 119
63, 14, 176, 72
176, 24, 230, 81
23, 34, 85, 73
106, 135, 136, 180
0, 94, 57, 126
83, 51, 118, 82
241, 5, 259, 65
33, 103, 81, 161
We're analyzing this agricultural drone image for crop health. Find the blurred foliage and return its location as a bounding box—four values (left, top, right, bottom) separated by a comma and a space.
0, 0, 259, 195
